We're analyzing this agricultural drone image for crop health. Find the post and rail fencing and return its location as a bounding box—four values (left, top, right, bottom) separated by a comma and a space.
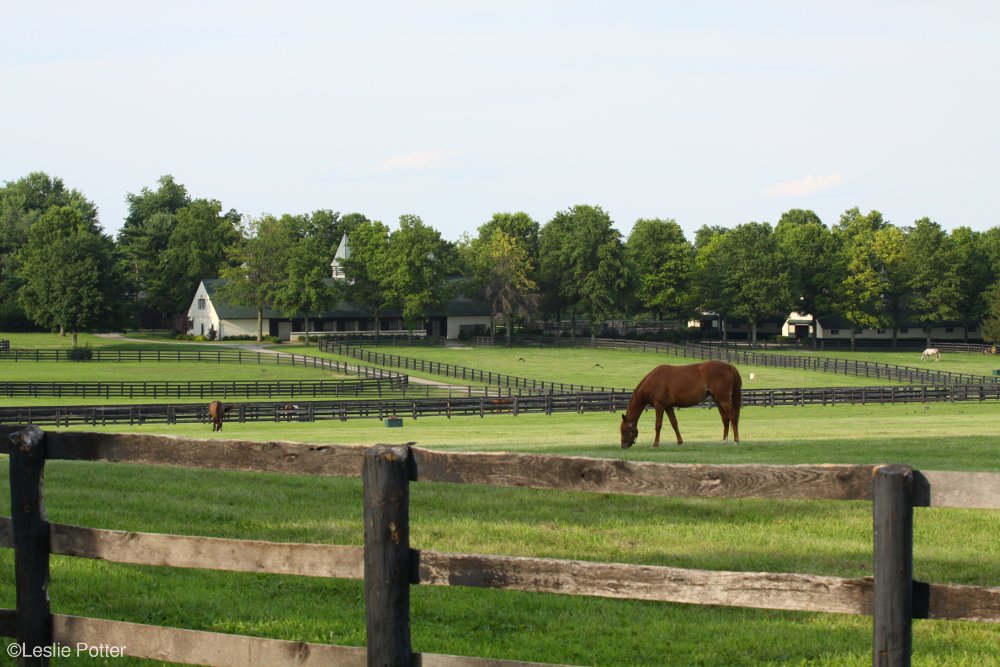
2, 427, 999, 666
0, 348, 403, 382
324, 337, 1000, 389
3, 383, 1000, 428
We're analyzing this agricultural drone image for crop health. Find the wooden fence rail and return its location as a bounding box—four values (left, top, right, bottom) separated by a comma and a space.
2, 428, 999, 666
324, 338, 1000, 391
0, 348, 403, 381
0, 377, 406, 400
320, 341, 627, 394
584, 338, 1000, 386
3, 383, 1000, 428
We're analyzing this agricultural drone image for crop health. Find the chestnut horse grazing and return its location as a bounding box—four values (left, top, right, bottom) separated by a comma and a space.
209, 400, 225, 431
620, 361, 742, 448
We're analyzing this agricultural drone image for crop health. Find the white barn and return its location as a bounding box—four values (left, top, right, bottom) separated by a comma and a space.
187, 278, 492, 341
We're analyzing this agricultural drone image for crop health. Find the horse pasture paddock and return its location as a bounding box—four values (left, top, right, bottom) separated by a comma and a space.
3, 427, 999, 667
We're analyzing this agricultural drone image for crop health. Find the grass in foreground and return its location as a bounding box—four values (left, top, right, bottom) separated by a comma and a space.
0, 441, 997, 666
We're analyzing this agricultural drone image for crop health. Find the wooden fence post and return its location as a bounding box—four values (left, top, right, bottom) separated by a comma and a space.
364, 445, 414, 667
872, 464, 914, 667
9, 425, 52, 666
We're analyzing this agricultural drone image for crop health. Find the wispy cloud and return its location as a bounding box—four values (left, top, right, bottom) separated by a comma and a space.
766, 171, 845, 197
375, 149, 458, 172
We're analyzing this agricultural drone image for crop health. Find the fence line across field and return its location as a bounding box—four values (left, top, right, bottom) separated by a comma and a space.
2, 428, 998, 666
0, 347, 403, 380
3, 383, 1000, 427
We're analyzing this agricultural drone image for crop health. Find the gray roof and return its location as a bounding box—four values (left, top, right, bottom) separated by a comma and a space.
202, 278, 490, 320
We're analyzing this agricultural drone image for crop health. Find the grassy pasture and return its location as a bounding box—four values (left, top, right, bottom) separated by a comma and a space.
1, 336, 999, 665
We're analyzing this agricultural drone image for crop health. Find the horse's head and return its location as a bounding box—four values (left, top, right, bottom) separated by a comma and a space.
620, 414, 638, 449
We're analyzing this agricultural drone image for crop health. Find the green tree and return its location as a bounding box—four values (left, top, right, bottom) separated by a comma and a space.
272, 212, 343, 344
625, 218, 696, 322
159, 199, 241, 325
950, 227, 996, 338
0, 172, 97, 329
774, 209, 843, 347
219, 215, 292, 342
538, 205, 628, 337
117, 175, 191, 326
463, 229, 539, 344
15, 205, 127, 345
385, 215, 451, 334
693, 222, 791, 342
833, 209, 895, 348
906, 218, 960, 345
476, 212, 540, 273
341, 219, 394, 336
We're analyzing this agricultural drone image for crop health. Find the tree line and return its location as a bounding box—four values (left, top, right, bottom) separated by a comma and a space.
3, 171, 1000, 345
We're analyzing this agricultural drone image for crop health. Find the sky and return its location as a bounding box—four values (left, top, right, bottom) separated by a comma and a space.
3, 1, 998, 242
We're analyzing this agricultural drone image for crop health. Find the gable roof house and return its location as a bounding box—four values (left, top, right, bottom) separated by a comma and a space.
187, 233, 492, 340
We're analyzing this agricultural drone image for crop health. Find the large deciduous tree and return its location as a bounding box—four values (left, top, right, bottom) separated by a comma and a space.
694, 222, 791, 342
159, 199, 241, 325
625, 218, 696, 323
117, 175, 191, 327
833, 208, 899, 348
538, 204, 628, 338
905, 217, 960, 345
385, 215, 451, 334
16, 205, 127, 345
272, 211, 343, 344
0, 172, 97, 330
463, 227, 539, 344
950, 227, 995, 340
774, 209, 842, 347
219, 215, 292, 342
341, 218, 394, 336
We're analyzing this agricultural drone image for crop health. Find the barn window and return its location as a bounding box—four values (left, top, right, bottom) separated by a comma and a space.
945, 327, 954, 333
830, 329, 840, 335
197, 298, 206, 310
900, 328, 909, 334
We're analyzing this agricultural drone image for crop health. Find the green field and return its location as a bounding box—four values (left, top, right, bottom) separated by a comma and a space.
2, 335, 999, 666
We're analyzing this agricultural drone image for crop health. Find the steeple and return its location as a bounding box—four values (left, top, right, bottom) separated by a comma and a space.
331, 232, 350, 280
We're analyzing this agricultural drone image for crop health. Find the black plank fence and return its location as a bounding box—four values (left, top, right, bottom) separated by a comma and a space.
326, 338, 1000, 390
0, 377, 406, 400
0, 348, 404, 382
4, 383, 1000, 428
2, 427, 999, 666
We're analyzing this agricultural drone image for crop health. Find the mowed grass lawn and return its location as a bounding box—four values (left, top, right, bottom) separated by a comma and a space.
2, 335, 999, 666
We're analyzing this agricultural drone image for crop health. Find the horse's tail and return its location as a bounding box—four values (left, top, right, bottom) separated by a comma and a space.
731, 367, 743, 418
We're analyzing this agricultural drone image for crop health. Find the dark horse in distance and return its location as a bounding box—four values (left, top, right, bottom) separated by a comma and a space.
209, 400, 226, 431
620, 361, 742, 448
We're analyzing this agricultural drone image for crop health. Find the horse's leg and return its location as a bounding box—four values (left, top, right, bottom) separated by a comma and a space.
717, 402, 730, 441
716, 400, 739, 442
665, 406, 683, 445
653, 407, 663, 448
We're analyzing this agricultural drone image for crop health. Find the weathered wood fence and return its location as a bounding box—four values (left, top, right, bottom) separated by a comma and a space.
0, 348, 402, 381
325, 339, 1000, 390
4, 383, 1000, 428
2, 427, 999, 666
0, 377, 407, 400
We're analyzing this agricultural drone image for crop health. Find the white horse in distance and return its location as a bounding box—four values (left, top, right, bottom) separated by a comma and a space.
920, 348, 941, 361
